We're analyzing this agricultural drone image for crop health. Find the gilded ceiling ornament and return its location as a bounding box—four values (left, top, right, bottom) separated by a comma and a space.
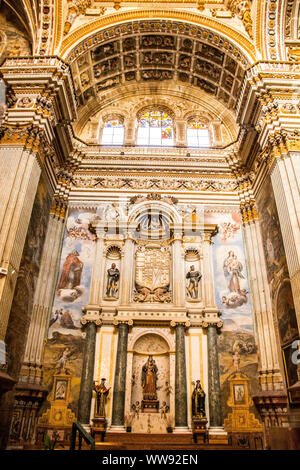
64, 0, 92, 36
225, 0, 253, 39
287, 46, 300, 62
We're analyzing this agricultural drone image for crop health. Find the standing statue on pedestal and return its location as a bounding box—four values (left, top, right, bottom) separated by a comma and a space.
192, 380, 206, 418
186, 265, 202, 299
141, 355, 159, 412
93, 378, 110, 417
106, 263, 120, 298
142, 355, 158, 400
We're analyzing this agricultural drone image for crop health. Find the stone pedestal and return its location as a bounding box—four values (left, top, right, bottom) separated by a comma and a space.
192, 417, 208, 443
141, 399, 159, 413
92, 417, 107, 443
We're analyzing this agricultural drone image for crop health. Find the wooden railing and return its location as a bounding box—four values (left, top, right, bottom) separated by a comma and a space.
70, 422, 95, 451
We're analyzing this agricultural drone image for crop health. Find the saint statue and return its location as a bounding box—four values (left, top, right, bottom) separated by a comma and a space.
93, 378, 110, 418
142, 355, 158, 400
106, 263, 120, 298
186, 265, 202, 299
57, 250, 83, 290
192, 380, 206, 418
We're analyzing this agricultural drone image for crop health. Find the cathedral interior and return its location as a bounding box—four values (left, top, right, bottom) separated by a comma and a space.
0, 0, 300, 451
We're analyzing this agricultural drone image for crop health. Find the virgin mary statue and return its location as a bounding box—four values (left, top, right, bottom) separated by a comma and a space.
142, 355, 158, 400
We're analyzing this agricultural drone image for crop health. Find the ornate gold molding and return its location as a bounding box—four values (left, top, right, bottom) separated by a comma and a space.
59, 9, 257, 61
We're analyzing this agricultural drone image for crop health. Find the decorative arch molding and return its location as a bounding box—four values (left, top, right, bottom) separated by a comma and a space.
185, 113, 211, 126
274, 278, 299, 347
128, 329, 173, 352
127, 199, 182, 229
136, 105, 175, 122
57, 10, 257, 62
101, 113, 125, 124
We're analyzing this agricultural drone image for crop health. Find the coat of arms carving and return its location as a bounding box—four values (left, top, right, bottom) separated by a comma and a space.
134, 245, 171, 303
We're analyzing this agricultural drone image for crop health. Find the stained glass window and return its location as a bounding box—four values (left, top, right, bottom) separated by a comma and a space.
187, 121, 210, 147
101, 120, 124, 145
137, 110, 173, 146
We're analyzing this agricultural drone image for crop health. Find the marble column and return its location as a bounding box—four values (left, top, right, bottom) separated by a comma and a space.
207, 323, 223, 428
0, 147, 41, 364
173, 322, 188, 429
120, 234, 134, 305
21, 203, 66, 384
78, 317, 101, 424
111, 320, 131, 428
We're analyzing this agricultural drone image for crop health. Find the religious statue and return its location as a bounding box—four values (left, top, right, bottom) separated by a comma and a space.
106, 263, 120, 298
142, 355, 158, 401
93, 379, 110, 418
159, 401, 169, 419
192, 380, 206, 418
186, 265, 202, 299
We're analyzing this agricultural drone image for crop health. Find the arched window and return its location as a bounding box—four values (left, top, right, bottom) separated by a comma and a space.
101, 119, 124, 145
137, 110, 173, 146
187, 121, 210, 147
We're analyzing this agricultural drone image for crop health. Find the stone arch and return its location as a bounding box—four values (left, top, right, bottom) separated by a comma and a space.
275, 279, 299, 347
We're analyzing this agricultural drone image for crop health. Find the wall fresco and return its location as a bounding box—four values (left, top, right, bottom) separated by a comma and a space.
42, 207, 97, 417
206, 210, 259, 421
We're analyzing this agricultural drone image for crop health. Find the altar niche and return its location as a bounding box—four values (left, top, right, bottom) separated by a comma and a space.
126, 332, 174, 433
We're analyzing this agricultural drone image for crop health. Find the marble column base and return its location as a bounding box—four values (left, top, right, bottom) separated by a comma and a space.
208, 426, 228, 435
173, 426, 190, 433
108, 425, 126, 433
208, 426, 228, 445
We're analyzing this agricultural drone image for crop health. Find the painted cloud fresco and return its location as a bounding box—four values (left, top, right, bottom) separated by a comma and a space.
48, 208, 96, 338
206, 210, 259, 421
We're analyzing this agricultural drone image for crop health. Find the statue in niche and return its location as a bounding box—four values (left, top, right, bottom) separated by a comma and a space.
186, 265, 202, 299
142, 355, 158, 401
192, 380, 206, 418
106, 263, 120, 298
93, 378, 110, 418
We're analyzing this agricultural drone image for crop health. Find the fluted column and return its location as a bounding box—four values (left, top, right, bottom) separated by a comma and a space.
171, 321, 189, 429
111, 320, 132, 428
206, 323, 223, 428
0, 147, 41, 365
78, 314, 102, 424
202, 226, 218, 308
269, 152, 300, 332
172, 230, 185, 307
21, 203, 67, 384
241, 205, 283, 390
87, 229, 105, 305
120, 233, 134, 305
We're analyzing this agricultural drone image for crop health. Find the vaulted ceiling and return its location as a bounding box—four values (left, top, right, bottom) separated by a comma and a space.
68, 20, 248, 116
